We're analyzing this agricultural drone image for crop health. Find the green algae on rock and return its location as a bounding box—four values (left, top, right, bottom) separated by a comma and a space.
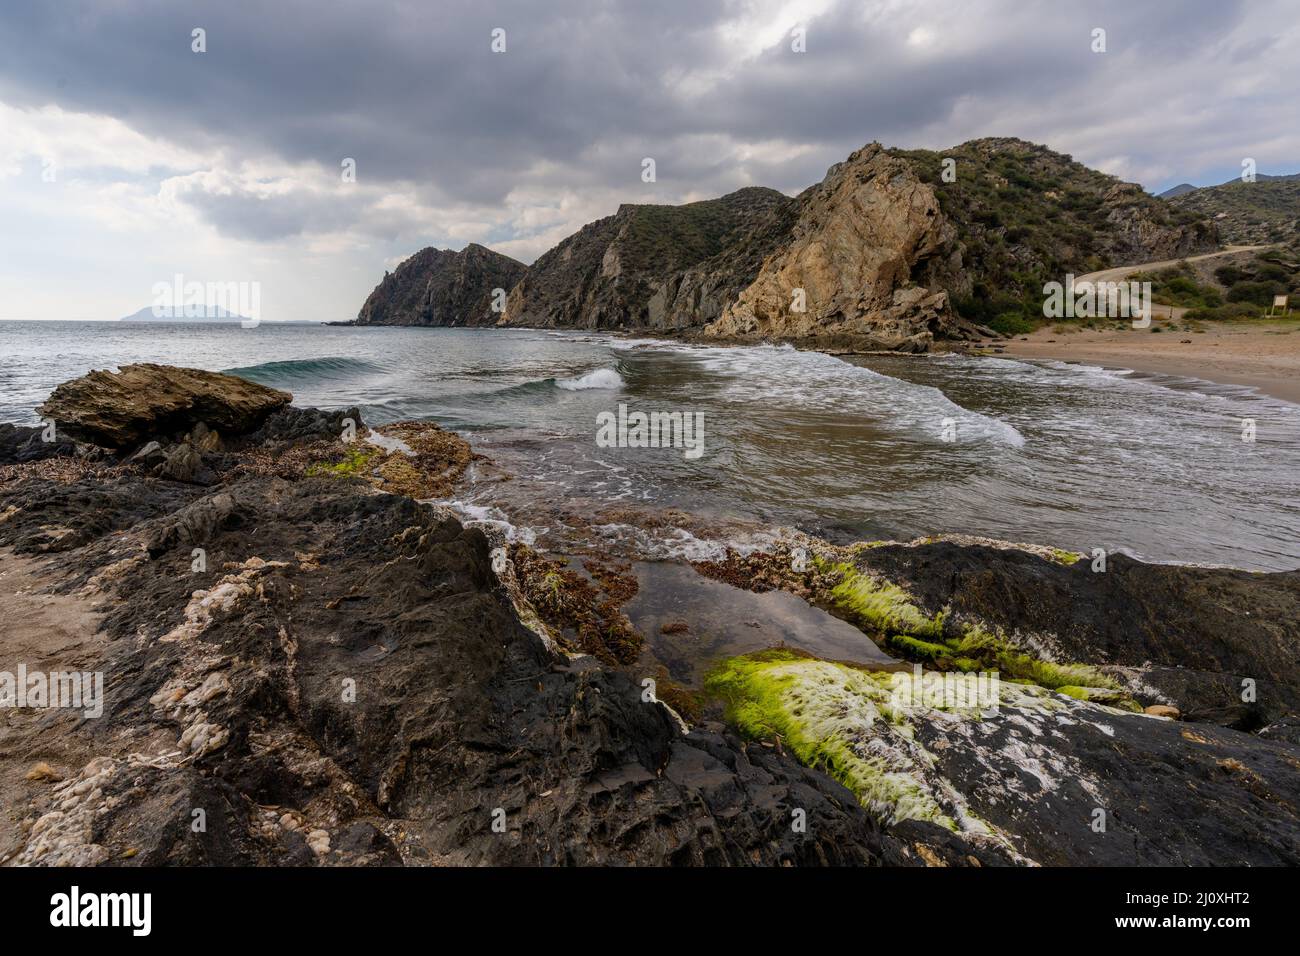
826, 562, 1131, 703
303, 422, 473, 498
692, 545, 1137, 705
703, 647, 1174, 863
705, 650, 989, 832
306, 444, 380, 479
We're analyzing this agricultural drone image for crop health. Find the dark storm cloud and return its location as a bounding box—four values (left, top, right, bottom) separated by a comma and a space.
0, 0, 736, 198
0, 0, 1276, 246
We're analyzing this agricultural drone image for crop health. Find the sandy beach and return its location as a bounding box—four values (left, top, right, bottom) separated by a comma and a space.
996, 320, 1300, 405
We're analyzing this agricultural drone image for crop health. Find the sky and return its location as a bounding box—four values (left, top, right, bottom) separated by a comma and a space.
1, 0, 1297, 322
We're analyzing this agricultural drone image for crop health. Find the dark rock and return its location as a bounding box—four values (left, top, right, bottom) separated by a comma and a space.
1258, 718, 1300, 747
144, 490, 238, 556
1107, 665, 1262, 729
0, 474, 196, 554
127, 440, 165, 465
0, 422, 82, 464
159, 442, 213, 484
855, 542, 1300, 728
912, 696, 1300, 865
37, 363, 292, 448
241, 405, 364, 447
355, 244, 526, 327
330, 822, 402, 866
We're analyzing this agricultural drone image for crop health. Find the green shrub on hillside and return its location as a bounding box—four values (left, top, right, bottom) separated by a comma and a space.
1183, 302, 1263, 321
1227, 281, 1286, 306
890, 139, 1208, 329
1132, 264, 1222, 309
988, 312, 1035, 335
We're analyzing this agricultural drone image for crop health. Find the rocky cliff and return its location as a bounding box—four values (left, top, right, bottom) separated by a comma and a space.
362, 137, 1221, 348
503, 186, 797, 331
703, 144, 973, 351
355, 243, 526, 327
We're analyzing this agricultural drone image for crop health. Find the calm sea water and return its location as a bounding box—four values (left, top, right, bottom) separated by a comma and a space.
2, 320, 1298, 571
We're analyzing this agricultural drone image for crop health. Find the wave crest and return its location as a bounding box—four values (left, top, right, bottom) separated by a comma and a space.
556, 367, 624, 391
224, 356, 384, 383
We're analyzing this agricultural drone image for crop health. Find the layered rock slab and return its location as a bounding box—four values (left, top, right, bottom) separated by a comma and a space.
38, 364, 291, 448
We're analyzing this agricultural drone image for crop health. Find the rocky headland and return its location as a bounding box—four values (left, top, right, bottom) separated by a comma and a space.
2, 365, 1298, 867
354, 243, 527, 328
353, 138, 1220, 351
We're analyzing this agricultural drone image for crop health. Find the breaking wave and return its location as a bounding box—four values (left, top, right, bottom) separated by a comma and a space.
555, 367, 625, 391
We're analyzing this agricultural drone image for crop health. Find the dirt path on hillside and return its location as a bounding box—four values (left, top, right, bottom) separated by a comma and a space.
1074, 244, 1275, 286
1067, 245, 1277, 322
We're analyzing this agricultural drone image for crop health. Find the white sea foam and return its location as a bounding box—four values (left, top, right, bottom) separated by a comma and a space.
586, 522, 784, 562
556, 367, 625, 390
437, 499, 538, 545
689, 343, 1027, 447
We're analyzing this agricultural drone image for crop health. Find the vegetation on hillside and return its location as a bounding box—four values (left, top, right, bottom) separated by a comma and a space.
891, 138, 1212, 333
1132, 247, 1300, 321
1168, 177, 1300, 244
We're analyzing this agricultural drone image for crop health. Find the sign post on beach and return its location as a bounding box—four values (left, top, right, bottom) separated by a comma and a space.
1269, 294, 1290, 316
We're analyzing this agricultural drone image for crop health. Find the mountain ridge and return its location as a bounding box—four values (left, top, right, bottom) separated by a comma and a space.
1166, 175, 1300, 244
356, 136, 1221, 347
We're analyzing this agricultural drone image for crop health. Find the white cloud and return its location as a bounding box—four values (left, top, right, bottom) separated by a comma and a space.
0, 101, 209, 180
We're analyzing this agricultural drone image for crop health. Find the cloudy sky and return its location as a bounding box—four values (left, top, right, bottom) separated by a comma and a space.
1, 0, 1297, 321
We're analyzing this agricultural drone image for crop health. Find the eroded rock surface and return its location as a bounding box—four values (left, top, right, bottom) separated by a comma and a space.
851, 541, 1300, 729
710, 650, 1300, 865
705, 144, 974, 350
1, 470, 996, 866
4, 366, 1298, 867
38, 364, 291, 448
4, 370, 1002, 867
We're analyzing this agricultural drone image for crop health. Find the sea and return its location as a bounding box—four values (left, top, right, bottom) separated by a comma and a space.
2, 319, 1298, 572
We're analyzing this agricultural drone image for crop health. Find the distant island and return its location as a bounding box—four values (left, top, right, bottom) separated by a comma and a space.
119, 305, 253, 323
117, 307, 315, 324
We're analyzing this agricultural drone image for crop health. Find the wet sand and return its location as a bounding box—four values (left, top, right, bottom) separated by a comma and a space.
0, 550, 106, 864
996, 320, 1300, 405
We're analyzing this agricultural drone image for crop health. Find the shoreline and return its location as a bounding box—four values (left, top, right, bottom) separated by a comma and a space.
4, 364, 1300, 866
321, 320, 1300, 407
993, 320, 1300, 405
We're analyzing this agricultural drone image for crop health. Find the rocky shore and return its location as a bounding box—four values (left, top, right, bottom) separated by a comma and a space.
3, 365, 1298, 866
